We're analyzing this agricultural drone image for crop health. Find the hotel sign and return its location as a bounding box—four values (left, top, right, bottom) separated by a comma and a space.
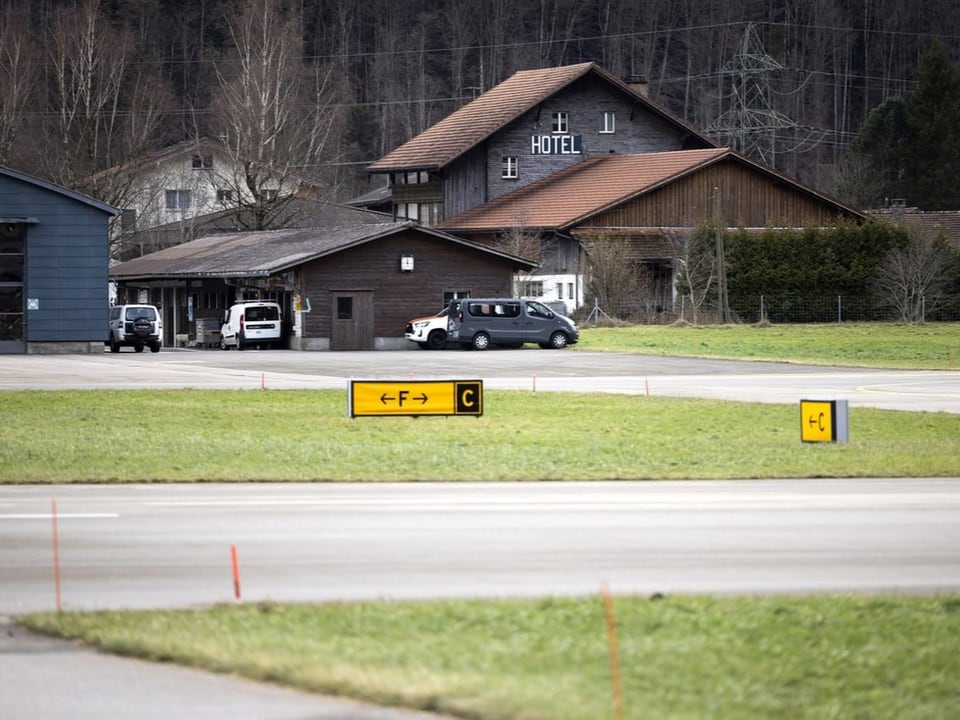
531, 134, 582, 155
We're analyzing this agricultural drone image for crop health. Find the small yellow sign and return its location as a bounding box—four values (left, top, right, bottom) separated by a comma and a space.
350, 380, 483, 417
801, 400, 835, 442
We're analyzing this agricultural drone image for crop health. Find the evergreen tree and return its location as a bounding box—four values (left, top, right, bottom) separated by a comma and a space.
903, 40, 960, 209
839, 40, 960, 210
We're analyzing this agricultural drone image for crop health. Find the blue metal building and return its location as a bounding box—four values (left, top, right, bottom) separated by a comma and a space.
0, 166, 117, 354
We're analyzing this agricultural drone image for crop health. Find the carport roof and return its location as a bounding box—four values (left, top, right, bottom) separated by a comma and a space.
109, 221, 537, 280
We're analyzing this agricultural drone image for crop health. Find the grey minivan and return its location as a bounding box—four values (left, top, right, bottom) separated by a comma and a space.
446, 298, 579, 350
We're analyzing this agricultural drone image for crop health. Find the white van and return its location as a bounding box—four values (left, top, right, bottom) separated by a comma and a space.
447, 298, 578, 350
220, 301, 283, 350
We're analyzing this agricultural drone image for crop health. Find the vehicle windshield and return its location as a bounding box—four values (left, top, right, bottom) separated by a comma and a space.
125, 307, 156, 321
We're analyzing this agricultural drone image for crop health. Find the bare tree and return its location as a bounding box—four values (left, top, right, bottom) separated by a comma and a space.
212, 0, 340, 230
0, 7, 36, 166
582, 235, 645, 322
669, 226, 716, 325
875, 228, 957, 322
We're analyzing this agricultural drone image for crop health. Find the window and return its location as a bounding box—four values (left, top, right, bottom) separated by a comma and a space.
192, 154, 213, 170
165, 189, 191, 210
121, 208, 137, 233
261, 189, 278, 201
396, 203, 419, 221
337, 297, 353, 320
568, 282, 574, 300
519, 281, 543, 297
551, 111, 568, 133
557, 282, 564, 299
501, 156, 518, 179
216, 189, 234, 203
420, 202, 442, 226
442, 290, 469, 306
600, 111, 616, 134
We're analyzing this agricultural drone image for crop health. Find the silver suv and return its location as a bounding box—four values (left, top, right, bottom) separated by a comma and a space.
107, 304, 162, 353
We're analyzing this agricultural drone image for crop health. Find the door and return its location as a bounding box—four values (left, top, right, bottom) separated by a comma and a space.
0, 223, 25, 354
330, 291, 374, 350
522, 300, 556, 343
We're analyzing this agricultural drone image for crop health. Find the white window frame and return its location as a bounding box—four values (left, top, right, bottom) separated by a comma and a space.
501, 156, 518, 179
551, 111, 568, 133
165, 189, 191, 210
600, 111, 616, 134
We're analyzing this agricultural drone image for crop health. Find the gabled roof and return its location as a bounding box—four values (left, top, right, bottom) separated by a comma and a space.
367, 62, 713, 173
438, 149, 866, 232
0, 165, 118, 216
88, 137, 228, 183
109, 221, 536, 280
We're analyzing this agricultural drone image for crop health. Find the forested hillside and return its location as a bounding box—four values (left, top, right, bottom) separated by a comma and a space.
2, 0, 958, 207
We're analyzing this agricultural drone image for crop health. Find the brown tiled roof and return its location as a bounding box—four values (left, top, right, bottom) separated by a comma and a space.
869, 208, 960, 246
367, 63, 712, 173
438, 149, 731, 231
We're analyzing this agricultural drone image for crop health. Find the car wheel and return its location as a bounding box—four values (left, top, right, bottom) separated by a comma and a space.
237, 331, 245, 350
471, 332, 491, 351
548, 331, 569, 349
109, 337, 120, 353
427, 330, 447, 350
150, 343, 161, 353
220, 335, 229, 350
134, 343, 144, 353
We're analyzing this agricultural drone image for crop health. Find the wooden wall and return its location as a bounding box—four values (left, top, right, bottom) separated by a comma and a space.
300, 229, 518, 340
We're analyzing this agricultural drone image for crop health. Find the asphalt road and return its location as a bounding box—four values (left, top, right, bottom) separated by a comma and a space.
1, 346, 959, 412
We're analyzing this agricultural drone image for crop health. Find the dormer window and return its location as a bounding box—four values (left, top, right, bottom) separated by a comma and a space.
501, 156, 518, 179
551, 111, 568, 133
192, 154, 213, 170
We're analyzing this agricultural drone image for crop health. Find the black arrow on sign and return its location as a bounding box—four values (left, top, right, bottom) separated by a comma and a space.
414, 393, 428, 404
380, 393, 396, 405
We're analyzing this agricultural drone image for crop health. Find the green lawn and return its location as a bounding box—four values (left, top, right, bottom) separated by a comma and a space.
22, 595, 960, 720
576, 321, 960, 369
2, 390, 959, 482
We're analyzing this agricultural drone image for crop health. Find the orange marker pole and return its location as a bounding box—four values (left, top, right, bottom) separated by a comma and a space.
231, 544, 241, 602
51, 500, 62, 613
602, 582, 624, 720
644, 377, 650, 396
533, 374, 537, 392
261, 372, 265, 390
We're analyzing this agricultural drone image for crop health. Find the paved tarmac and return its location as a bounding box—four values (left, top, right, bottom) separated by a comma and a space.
2, 346, 959, 412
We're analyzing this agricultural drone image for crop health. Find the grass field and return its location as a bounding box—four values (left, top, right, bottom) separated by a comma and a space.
22, 595, 960, 720
2, 389, 959, 482
10, 323, 960, 719
575, 322, 960, 369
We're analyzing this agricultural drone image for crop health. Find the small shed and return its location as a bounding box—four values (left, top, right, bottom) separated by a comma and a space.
0, 166, 117, 354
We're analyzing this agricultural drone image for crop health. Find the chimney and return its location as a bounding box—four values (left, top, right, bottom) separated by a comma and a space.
624, 74, 648, 97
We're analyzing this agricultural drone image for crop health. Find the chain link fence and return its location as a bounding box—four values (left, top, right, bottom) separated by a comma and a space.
580, 294, 960, 325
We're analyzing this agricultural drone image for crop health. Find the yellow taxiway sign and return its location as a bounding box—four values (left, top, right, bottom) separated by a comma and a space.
349, 380, 483, 417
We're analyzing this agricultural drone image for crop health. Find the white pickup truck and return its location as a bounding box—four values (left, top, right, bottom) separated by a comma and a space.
403, 307, 450, 349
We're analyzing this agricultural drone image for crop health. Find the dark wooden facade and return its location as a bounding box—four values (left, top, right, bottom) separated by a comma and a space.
298, 229, 522, 349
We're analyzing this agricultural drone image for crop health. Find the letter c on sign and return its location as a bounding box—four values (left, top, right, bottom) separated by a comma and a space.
461, 388, 475, 408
